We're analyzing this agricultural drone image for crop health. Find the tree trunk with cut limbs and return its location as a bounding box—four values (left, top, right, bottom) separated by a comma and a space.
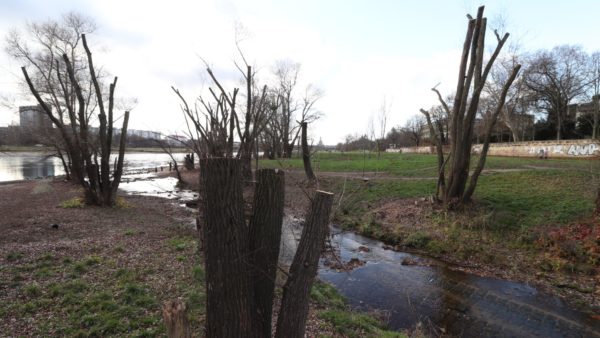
248, 169, 285, 337
201, 158, 254, 337
421, 5, 519, 208
301, 121, 315, 180
275, 190, 334, 338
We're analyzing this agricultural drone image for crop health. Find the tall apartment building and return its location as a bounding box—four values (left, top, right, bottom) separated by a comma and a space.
19, 105, 53, 130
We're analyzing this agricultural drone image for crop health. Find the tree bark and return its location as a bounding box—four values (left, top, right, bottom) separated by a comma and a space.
595, 185, 600, 216
594, 96, 599, 139
110, 110, 130, 204
275, 190, 334, 338
248, 169, 285, 337
420, 109, 446, 201
201, 158, 254, 338
463, 65, 521, 203
162, 298, 191, 338
301, 122, 315, 180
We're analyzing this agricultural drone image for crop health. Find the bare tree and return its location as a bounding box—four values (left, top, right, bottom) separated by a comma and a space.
11, 13, 130, 206
421, 6, 521, 207
271, 60, 323, 158
403, 115, 426, 147
524, 45, 593, 140
485, 49, 532, 142
6, 12, 97, 184
376, 96, 390, 157
300, 121, 315, 180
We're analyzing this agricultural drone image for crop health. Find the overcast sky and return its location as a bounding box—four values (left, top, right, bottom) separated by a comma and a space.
1, 0, 599, 144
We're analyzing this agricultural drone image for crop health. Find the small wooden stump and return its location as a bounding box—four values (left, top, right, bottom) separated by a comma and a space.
162, 298, 191, 338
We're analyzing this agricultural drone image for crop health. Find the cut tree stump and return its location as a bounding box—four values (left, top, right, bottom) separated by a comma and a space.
162, 298, 191, 338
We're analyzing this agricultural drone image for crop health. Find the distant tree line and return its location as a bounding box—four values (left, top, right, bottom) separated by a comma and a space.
406, 45, 600, 145
341, 45, 600, 150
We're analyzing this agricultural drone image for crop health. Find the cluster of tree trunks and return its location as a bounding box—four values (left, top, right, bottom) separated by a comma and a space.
196, 158, 332, 338
420, 6, 520, 208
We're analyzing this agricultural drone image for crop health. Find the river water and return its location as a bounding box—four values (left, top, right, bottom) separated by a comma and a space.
0, 152, 184, 182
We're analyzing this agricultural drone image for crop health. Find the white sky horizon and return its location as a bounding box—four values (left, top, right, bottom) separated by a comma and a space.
1, 0, 599, 145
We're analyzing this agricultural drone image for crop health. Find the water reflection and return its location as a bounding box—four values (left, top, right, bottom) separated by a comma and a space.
319, 231, 600, 337
0, 152, 185, 182
0, 152, 63, 181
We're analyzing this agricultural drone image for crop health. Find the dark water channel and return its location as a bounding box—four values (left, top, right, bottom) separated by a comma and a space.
317, 230, 600, 337
122, 175, 600, 338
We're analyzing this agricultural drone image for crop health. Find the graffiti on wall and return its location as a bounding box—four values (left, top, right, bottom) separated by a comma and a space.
527, 143, 598, 157
567, 143, 598, 156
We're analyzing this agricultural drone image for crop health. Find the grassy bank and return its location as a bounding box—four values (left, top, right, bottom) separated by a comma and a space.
310, 281, 407, 338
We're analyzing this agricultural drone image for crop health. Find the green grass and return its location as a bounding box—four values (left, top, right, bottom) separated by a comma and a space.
261, 152, 440, 177
166, 236, 196, 252
260, 151, 600, 177
324, 155, 596, 233
475, 170, 595, 229
4, 252, 166, 337
318, 310, 406, 338
59, 197, 85, 208
6, 251, 23, 261
311, 281, 406, 338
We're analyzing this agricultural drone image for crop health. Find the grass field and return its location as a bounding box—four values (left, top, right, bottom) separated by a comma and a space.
260, 151, 598, 177
261, 152, 599, 230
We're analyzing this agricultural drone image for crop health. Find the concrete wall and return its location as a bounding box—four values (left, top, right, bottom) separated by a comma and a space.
387, 139, 600, 158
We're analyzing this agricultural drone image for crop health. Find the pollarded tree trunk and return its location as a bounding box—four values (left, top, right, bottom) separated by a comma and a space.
301, 122, 315, 180
201, 158, 254, 337
248, 168, 285, 337
239, 140, 254, 181
421, 5, 518, 208
275, 190, 334, 338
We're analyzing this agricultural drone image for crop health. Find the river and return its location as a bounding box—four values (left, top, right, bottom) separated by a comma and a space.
0, 152, 185, 182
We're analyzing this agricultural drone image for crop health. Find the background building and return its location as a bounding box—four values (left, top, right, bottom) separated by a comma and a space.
19, 105, 53, 130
